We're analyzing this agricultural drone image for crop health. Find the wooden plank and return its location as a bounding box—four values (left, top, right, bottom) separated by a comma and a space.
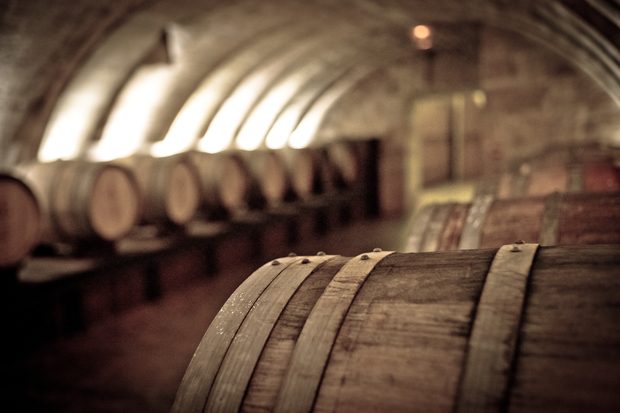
476, 175, 500, 198
273, 250, 394, 413
205, 255, 335, 413
539, 192, 561, 245
404, 205, 434, 252
242, 257, 349, 412
455, 243, 539, 413
458, 194, 494, 250
437, 203, 470, 250
508, 244, 620, 412
510, 170, 530, 197
421, 203, 453, 252
171, 256, 299, 413
567, 163, 583, 193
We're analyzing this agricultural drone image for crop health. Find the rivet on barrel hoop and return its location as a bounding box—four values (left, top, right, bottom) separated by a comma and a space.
288, 252, 297, 257
316, 251, 326, 256
510, 245, 521, 252
271, 260, 281, 266
301, 258, 311, 264
360, 254, 369, 260
373, 248, 382, 252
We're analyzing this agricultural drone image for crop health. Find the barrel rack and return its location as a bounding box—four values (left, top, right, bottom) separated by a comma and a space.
0, 182, 374, 352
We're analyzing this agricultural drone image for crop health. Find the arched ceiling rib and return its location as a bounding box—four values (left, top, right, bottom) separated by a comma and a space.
2, 0, 618, 164
199, 24, 385, 153
260, 39, 410, 150
234, 42, 363, 151
289, 62, 399, 149
151, 24, 316, 157
36, 12, 176, 162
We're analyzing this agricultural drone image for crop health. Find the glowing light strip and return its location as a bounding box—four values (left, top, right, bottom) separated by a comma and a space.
37, 15, 170, 162
235, 59, 329, 151
152, 29, 308, 158
289, 67, 378, 149
89, 65, 172, 161
38, 85, 110, 161
198, 37, 327, 154
265, 70, 351, 150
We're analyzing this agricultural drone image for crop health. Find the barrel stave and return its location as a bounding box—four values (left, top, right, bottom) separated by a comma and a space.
0, 174, 40, 266
243, 257, 350, 413
315, 250, 493, 413
558, 193, 620, 245
509, 245, 620, 412
479, 198, 545, 248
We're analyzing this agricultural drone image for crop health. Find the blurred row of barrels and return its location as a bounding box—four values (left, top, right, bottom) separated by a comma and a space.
0, 141, 368, 268
174, 143, 620, 412
405, 144, 620, 252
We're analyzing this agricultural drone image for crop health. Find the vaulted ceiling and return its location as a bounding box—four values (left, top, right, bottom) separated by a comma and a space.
1, 0, 618, 164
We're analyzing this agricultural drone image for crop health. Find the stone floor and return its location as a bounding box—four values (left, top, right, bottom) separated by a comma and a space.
3, 216, 407, 413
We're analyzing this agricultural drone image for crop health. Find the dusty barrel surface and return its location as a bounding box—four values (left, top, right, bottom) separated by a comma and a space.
0, 173, 41, 266
126, 154, 201, 227
405, 192, 620, 252
19, 160, 140, 243
173, 244, 620, 413
190, 151, 252, 218
478, 147, 620, 198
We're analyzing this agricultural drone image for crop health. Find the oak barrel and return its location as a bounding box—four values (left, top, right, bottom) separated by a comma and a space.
0, 173, 41, 266
173, 245, 620, 413
282, 147, 344, 201
126, 154, 201, 227
404, 192, 620, 252
240, 150, 292, 208
190, 151, 252, 218
478, 146, 619, 198
19, 161, 140, 243
325, 140, 362, 189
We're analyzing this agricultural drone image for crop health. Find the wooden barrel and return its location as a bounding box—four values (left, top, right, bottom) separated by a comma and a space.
240, 150, 292, 208
190, 151, 252, 218
126, 154, 201, 227
325, 140, 362, 189
405, 192, 620, 252
281, 147, 344, 201
0, 173, 41, 266
19, 161, 140, 244
173, 245, 620, 413
478, 146, 619, 198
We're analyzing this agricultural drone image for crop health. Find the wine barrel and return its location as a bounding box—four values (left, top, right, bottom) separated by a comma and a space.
173, 245, 620, 413
240, 150, 292, 208
281, 147, 345, 201
19, 161, 140, 244
190, 151, 252, 218
478, 146, 619, 198
126, 154, 201, 227
325, 140, 362, 189
0, 173, 41, 266
404, 192, 620, 252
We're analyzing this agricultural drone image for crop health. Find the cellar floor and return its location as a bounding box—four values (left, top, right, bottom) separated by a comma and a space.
3, 215, 406, 413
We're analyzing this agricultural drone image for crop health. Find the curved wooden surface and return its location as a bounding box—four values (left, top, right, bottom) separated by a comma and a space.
128, 154, 201, 227
173, 244, 620, 412
0, 173, 41, 267
479, 147, 620, 199
455, 243, 539, 413
405, 192, 620, 252
190, 151, 252, 218
241, 150, 291, 208
18, 160, 140, 243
